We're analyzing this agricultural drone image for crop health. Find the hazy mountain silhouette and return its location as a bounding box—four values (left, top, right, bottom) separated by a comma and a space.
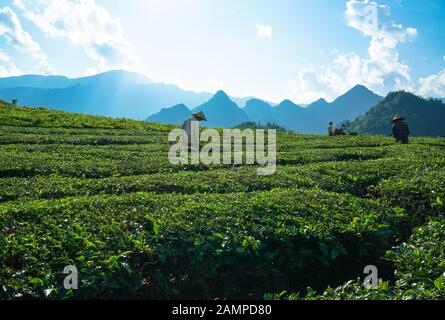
0, 71, 215, 119
306, 98, 330, 113
0, 75, 73, 89
191, 90, 249, 128
271, 99, 324, 133
0, 70, 152, 90
152, 95, 324, 133
349, 91, 445, 137
243, 98, 276, 124
305, 85, 383, 124
329, 85, 383, 122
1, 71, 387, 133
149, 86, 380, 133
0, 71, 260, 119
149, 95, 275, 129
238, 85, 382, 132
146, 104, 192, 125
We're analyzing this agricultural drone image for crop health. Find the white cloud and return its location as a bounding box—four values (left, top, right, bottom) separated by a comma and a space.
418, 69, 445, 98
288, 67, 345, 104
0, 50, 10, 63
14, 0, 142, 73
406, 27, 417, 37
0, 64, 21, 77
288, 0, 417, 103
0, 49, 22, 77
256, 23, 272, 39
0, 6, 53, 75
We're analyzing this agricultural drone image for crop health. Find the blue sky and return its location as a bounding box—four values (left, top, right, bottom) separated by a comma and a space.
1, 0, 445, 103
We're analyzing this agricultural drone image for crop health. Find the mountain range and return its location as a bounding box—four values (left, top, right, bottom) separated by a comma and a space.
147, 84, 384, 133
306, 84, 383, 123
148, 91, 250, 128
0, 70, 251, 119
1, 70, 443, 136
0, 70, 386, 133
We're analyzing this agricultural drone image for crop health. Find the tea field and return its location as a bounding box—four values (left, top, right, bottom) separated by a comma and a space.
0, 99, 444, 300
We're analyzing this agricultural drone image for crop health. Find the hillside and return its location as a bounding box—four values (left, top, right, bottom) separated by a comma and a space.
192, 90, 250, 128
349, 91, 445, 137
146, 104, 192, 125
0, 100, 444, 300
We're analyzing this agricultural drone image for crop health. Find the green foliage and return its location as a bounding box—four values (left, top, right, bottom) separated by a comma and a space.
349, 91, 445, 137
278, 218, 445, 300
1, 102, 444, 299
0, 99, 175, 131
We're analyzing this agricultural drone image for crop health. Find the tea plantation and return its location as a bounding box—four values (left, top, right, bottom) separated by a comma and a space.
0, 99, 444, 300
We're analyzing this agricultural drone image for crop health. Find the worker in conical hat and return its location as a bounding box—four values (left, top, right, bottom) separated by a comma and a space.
391, 115, 410, 144
191, 112, 207, 121
181, 111, 207, 149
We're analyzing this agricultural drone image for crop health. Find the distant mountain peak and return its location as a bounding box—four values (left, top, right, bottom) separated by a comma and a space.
246, 98, 266, 104
192, 90, 249, 127
244, 98, 272, 107
277, 99, 301, 109
309, 98, 329, 105
244, 99, 273, 118
212, 90, 230, 100
351, 84, 369, 90
343, 84, 379, 97
204, 90, 238, 109
168, 103, 189, 111
281, 99, 293, 104
333, 84, 382, 105
306, 98, 330, 111
147, 103, 191, 124
198, 90, 239, 110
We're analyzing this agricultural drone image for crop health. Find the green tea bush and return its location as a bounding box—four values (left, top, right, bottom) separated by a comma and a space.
1, 101, 445, 299
0, 188, 406, 299
369, 172, 445, 223
278, 218, 445, 300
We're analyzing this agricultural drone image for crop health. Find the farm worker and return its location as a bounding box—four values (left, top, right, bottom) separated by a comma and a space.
334, 125, 347, 136
391, 115, 410, 144
328, 122, 334, 136
182, 112, 207, 148
340, 124, 349, 135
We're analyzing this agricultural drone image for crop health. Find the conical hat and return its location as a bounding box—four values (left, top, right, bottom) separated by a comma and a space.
192, 111, 207, 121
391, 115, 405, 123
